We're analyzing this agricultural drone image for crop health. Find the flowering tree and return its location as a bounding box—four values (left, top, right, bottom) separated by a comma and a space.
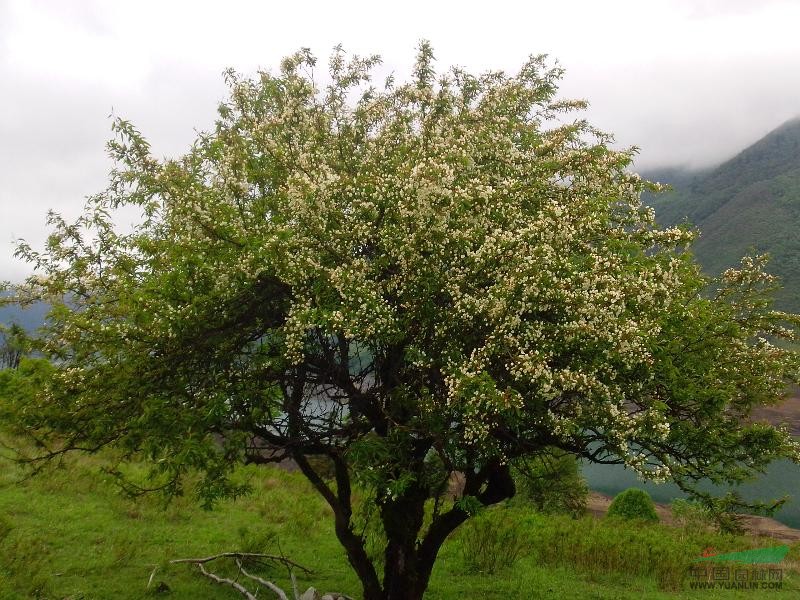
5, 44, 800, 599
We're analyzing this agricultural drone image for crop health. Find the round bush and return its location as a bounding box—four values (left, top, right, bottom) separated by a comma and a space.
607, 488, 659, 522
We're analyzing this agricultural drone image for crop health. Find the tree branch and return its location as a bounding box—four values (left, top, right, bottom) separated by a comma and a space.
194, 562, 257, 600
170, 552, 311, 574
235, 559, 289, 600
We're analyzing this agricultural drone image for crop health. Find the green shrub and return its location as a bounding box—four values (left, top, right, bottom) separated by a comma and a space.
351, 495, 387, 568
670, 498, 713, 530
607, 488, 659, 522
511, 448, 588, 517
457, 509, 528, 574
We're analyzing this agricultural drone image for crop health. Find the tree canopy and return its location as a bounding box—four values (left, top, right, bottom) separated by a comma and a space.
0, 323, 29, 370
4, 44, 800, 600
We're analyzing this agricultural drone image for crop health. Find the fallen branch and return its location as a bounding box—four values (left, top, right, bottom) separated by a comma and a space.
168, 550, 352, 600
236, 558, 289, 600
196, 561, 257, 600
170, 551, 312, 574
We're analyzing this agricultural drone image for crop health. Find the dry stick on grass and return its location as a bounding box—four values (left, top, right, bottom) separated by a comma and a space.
235, 558, 290, 600
195, 561, 258, 600
169, 552, 352, 600
170, 551, 312, 574
170, 552, 312, 600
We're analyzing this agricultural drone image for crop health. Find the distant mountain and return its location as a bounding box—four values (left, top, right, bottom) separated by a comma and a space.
0, 291, 49, 332
644, 118, 800, 312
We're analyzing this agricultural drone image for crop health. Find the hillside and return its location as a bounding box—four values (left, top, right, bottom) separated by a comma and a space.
645, 118, 800, 312
0, 291, 48, 332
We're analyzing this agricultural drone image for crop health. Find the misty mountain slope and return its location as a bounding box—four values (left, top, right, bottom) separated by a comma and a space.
645, 118, 800, 312
0, 291, 49, 332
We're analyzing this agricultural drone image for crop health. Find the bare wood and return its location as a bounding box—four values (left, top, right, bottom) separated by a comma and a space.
169, 550, 354, 599
170, 551, 311, 573
146, 564, 158, 589
235, 558, 289, 600
196, 562, 257, 600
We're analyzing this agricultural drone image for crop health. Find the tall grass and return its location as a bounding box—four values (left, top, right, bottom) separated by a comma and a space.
501, 508, 797, 591
1, 439, 798, 599
457, 510, 528, 574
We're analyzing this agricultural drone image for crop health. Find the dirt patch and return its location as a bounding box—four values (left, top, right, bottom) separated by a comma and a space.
752, 395, 800, 437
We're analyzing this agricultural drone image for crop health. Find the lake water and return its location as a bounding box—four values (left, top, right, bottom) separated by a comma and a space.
582, 459, 800, 528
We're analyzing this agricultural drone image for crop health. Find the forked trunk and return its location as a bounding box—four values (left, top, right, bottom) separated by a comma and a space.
378, 490, 429, 600
357, 549, 430, 600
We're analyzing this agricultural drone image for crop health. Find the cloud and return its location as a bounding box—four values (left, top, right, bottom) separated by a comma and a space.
2, 0, 800, 280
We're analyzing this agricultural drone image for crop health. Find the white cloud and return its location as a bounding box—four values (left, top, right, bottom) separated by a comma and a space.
2, 0, 800, 280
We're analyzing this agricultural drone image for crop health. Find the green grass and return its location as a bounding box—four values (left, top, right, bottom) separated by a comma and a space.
0, 454, 360, 599
0, 450, 798, 599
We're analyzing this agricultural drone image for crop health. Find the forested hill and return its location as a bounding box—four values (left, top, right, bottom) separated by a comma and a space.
644, 117, 800, 312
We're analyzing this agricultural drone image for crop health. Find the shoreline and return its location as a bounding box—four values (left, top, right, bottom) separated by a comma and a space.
587, 491, 800, 544
752, 395, 800, 437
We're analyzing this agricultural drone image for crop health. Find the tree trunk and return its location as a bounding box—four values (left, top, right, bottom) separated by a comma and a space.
381, 548, 428, 600
380, 488, 428, 600
369, 463, 517, 599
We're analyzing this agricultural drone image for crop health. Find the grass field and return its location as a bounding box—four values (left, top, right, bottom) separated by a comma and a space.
0, 448, 798, 599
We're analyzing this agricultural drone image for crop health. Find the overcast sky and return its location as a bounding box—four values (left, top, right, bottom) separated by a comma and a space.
2, 0, 800, 281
